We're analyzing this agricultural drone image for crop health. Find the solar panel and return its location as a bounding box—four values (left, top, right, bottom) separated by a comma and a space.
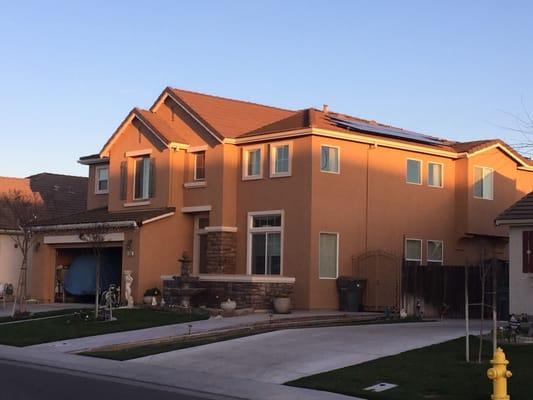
329, 116, 445, 146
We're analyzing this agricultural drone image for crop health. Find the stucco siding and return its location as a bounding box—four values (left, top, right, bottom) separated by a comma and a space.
509, 226, 533, 315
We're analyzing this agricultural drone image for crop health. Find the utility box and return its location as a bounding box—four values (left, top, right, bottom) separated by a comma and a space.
336, 277, 366, 312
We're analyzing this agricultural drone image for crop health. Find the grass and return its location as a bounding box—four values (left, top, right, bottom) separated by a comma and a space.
81, 316, 427, 361
287, 336, 533, 400
0, 308, 90, 324
0, 308, 209, 347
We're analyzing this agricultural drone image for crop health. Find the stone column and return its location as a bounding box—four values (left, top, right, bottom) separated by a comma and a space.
206, 231, 236, 274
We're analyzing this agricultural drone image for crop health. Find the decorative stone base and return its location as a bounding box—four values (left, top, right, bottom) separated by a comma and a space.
206, 231, 236, 274
163, 276, 294, 310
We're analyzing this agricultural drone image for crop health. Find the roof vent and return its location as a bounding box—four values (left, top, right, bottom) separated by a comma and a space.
322, 104, 329, 113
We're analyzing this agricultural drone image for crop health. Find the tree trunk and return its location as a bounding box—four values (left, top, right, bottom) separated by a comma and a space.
478, 265, 485, 364
492, 259, 498, 355
465, 263, 470, 363
94, 250, 101, 318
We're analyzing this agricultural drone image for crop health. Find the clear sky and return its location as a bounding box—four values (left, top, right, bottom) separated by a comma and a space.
1, 1, 532, 177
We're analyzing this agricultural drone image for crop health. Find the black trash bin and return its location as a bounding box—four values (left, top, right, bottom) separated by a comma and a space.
336, 277, 366, 312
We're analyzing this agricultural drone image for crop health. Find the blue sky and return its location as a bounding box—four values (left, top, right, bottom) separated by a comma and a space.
1, 1, 532, 177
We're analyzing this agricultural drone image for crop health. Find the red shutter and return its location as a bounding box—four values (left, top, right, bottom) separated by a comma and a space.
522, 231, 533, 273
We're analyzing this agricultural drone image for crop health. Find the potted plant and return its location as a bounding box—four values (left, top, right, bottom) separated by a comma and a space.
272, 287, 291, 314
144, 287, 160, 305
220, 298, 237, 312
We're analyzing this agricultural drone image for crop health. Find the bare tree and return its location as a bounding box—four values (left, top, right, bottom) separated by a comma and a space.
0, 190, 42, 317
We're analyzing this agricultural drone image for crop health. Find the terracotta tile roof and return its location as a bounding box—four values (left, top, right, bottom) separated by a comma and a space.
32, 207, 175, 228
167, 88, 296, 139
496, 192, 533, 223
0, 173, 87, 231
133, 108, 187, 145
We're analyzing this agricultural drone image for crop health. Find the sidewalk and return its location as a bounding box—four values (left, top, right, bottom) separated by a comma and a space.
27, 310, 378, 353
0, 344, 362, 400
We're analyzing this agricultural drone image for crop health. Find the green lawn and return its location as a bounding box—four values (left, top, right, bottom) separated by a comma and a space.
0, 308, 90, 323
288, 337, 532, 400
0, 308, 209, 347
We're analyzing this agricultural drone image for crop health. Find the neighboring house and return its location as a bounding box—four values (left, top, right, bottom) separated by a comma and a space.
495, 192, 533, 315
0, 174, 87, 295
30, 87, 533, 310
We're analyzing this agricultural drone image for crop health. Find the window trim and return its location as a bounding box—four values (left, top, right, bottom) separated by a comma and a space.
319, 231, 339, 279
246, 210, 284, 275
269, 142, 293, 178
133, 156, 151, 200
193, 151, 206, 181
320, 144, 341, 174
406, 158, 422, 185
94, 165, 109, 195
427, 239, 444, 264
405, 238, 422, 262
242, 145, 263, 180
427, 162, 444, 188
193, 214, 210, 274
473, 165, 494, 200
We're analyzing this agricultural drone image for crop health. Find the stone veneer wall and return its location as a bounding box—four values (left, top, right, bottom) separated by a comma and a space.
206, 231, 236, 274
163, 278, 294, 310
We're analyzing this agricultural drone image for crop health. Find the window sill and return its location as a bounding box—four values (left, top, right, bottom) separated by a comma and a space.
184, 181, 207, 189
320, 169, 340, 175
94, 191, 109, 195
124, 200, 151, 207
242, 175, 263, 181
270, 173, 291, 179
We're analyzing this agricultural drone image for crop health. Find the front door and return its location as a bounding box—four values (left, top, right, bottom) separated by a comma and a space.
193, 215, 209, 274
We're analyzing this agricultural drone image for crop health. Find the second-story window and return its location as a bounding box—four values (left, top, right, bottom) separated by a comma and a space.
427, 240, 443, 265
428, 162, 443, 188
321, 145, 340, 173
194, 151, 206, 181
474, 166, 493, 200
405, 238, 422, 265
270, 143, 291, 177
243, 146, 262, 180
134, 156, 152, 200
406, 159, 421, 184
95, 165, 109, 194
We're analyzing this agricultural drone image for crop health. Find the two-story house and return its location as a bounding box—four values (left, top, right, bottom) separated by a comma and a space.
30, 88, 533, 310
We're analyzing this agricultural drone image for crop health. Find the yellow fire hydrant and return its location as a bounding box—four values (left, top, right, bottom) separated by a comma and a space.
487, 347, 512, 400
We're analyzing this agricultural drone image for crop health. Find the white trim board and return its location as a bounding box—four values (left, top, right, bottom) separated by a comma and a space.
44, 233, 125, 244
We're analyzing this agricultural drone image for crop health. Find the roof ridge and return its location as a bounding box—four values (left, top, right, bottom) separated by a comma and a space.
26, 172, 87, 179
169, 87, 295, 113
0, 176, 28, 181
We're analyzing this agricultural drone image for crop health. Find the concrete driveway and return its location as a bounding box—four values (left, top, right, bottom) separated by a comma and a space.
132, 319, 481, 384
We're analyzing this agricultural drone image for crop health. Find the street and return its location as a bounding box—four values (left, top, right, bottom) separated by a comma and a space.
0, 359, 237, 400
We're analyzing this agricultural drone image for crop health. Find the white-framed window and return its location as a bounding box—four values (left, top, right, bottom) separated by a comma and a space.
406, 159, 422, 184
320, 145, 340, 173
247, 210, 283, 275
194, 151, 206, 181
427, 240, 443, 265
474, 166, 493, 200
270, 142, 292, 177
319, 232, 338, 279
428, 162, 443, 188
95, 165, 109, 194
405, 238, 422, 262
133, 156, 151, 200
242, 146, 263, 180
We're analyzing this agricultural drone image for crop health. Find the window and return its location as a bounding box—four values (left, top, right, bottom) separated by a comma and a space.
428, 162, 443, 188
248, 211, 283, 275
427, 240, 443, 264
270, 143, 291, 177
474, 166, 493, 200
319, 233, 338, 279
243, 146, 262, 179
405, 239, 422, 262
134, 156, 152, 200
321, 145, 339, 173
194, 151, 205, 181
95, 165, 109, 194
406, 159, 421, 184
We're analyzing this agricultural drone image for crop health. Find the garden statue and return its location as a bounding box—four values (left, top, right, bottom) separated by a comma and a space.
124, 270, 134, 308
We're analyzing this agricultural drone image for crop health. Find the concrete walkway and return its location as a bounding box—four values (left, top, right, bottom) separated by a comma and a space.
28, 310, 376, 353
132, 319, 482, 384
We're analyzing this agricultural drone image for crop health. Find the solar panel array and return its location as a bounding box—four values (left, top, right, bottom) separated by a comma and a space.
329, 116, 446, 146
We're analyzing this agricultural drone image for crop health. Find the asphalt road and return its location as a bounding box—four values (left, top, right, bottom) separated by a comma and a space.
0, 359, 237, 400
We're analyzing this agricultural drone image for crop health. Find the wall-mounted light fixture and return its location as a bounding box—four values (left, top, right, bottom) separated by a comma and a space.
126, 239, 135, 257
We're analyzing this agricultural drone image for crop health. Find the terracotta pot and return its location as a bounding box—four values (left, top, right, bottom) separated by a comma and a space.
220, 299, 237, 312
273, 297, 291, 314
